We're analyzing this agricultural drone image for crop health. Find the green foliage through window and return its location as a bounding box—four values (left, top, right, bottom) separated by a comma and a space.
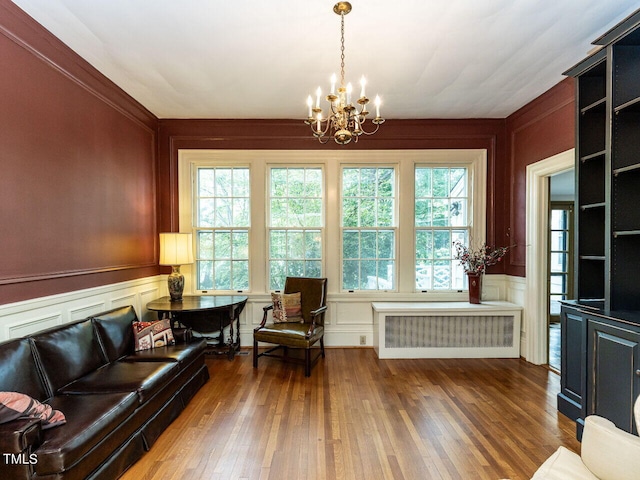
195, 167, 250, 291
341, 167, 396, 290
269, 167, 323, 290
415, 167, 469, 290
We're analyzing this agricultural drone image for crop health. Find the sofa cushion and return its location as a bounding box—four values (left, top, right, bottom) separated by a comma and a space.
91, 306, 137, 362
0, 391, 66, 429
31, 320, 107, 393
57, 361, 179, 404
133, 319, 175, 351
123, 339, 207, 365
0, 338, 49, 400
531, 446, 598, 480
34, 392, 138, 476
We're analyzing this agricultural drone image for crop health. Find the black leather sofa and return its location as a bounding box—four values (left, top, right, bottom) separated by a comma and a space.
0, 305, 209, 479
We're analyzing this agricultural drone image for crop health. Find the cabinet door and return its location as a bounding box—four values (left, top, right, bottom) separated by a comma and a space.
587, 317, 640, 434
558, 307, 586, 421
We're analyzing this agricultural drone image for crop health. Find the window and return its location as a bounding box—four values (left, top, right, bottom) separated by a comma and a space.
341, 167, 396, 290
179, 149, 486, 298
194, 167, 250, 291
549, 203, 574, 320
415, 167, 469, 290
268, 167, 324, 290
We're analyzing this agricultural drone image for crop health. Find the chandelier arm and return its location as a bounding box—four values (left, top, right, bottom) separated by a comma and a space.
359, 122, 381, 136
322, 117, 332, 136
317, 134, 330, 144
310, 114, 333, 135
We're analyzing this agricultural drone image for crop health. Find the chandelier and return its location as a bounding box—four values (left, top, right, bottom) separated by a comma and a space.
305, 2, 384, 145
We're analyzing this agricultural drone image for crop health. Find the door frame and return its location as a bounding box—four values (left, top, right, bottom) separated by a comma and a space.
525, 149, 574, 365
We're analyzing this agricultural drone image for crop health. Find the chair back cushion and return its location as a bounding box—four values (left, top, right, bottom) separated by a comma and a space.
581, 415, 640, 480
284, 277, 327, 324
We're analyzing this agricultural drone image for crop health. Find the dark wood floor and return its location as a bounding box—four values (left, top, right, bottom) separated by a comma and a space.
121, 348, 580, 480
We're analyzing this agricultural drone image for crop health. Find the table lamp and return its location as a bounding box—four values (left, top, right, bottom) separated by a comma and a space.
159, 232, 194, 301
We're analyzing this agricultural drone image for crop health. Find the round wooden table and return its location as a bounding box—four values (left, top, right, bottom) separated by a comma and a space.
147, 295, 248, 359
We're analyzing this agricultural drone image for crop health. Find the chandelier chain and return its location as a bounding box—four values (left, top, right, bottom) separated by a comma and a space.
340, 13, 345, 87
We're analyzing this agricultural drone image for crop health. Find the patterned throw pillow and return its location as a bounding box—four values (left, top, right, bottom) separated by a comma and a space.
132, 319, 175, 351
271, 292, 303, 323
0, 391, 66, 429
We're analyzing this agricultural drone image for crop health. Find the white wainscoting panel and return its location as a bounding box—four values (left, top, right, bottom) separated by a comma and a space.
6, 312, 63, 339
0, 276, 166, 342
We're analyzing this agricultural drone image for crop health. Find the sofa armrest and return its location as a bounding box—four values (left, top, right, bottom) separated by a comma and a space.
0, 418, 41, 480
581, 415, 640, 480
0, 417, 42, 453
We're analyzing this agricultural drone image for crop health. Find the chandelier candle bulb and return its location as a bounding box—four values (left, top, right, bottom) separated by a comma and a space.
315, 87, 321, 108
375, 95, 381, 117
360, 76, 366, 98
331, 74, 337, 94
307, 95, 313, 118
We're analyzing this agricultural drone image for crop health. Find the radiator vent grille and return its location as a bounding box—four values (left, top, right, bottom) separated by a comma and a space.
384, 315, 514, 349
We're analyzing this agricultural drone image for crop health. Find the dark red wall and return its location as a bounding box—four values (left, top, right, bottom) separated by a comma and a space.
0, 1, 159, 304
157, 118, 509, 266
504, 78, 575, 276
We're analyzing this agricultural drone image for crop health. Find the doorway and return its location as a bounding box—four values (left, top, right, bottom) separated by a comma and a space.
524, 149, 574, 365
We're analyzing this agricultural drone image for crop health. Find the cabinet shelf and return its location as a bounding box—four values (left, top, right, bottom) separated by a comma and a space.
580, 202, 606, 210
580, 150, 606, 163
613, 162, 640, 175
580, 255, 606, 261
581, 97, 606, 114
614, 95, 640, 113
613, 230, 640, 237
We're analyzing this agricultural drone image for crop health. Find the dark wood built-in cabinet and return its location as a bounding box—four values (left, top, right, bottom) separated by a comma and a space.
560, 9, 640, 439
587, 316, 640, 434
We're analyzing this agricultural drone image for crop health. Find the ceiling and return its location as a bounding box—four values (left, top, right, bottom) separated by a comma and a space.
10, 0, 640, 119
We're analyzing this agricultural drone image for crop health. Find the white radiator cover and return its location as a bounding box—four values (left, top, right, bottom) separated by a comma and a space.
372, 302, 522, 359
385, 315, 514, 349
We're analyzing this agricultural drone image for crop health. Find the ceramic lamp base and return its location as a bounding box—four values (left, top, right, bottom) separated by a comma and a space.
167, 265, 185, 301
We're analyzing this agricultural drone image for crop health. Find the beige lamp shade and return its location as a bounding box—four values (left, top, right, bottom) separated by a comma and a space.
159, 233, 194, 266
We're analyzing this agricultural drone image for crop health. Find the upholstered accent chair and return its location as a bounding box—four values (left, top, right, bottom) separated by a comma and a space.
253, 277, 327, 377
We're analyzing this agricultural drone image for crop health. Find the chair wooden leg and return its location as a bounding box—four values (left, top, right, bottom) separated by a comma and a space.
253, 338, 258, 368
305, 348, 311, 377
320, 337, 325, 358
